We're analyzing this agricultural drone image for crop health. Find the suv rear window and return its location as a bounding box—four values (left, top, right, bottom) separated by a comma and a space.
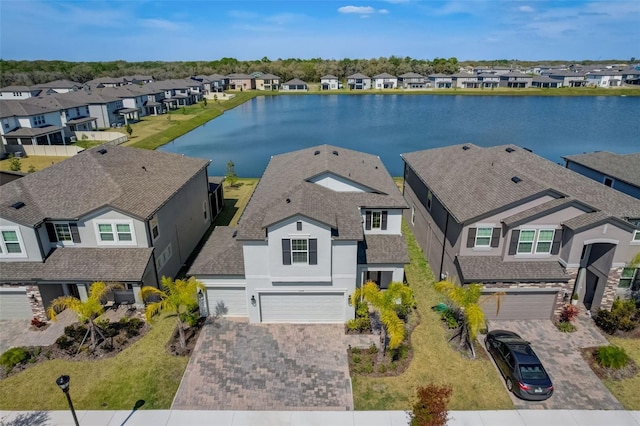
519, 364, 547, 380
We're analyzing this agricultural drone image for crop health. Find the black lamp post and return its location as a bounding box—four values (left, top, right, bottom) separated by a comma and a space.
56, 375, 79, 426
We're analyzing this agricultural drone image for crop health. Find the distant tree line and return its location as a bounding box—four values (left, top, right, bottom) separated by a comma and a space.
0, 57, 629, 87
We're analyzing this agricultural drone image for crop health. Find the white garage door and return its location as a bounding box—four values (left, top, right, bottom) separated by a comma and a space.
481, 291, 557, 321
0, 288, 33, 321
260, 292, 345, 323
207, 287, 248, 316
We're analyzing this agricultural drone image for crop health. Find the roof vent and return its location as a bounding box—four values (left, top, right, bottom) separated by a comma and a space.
314, 150, 320, 155
523, 147, 532, 152
332, 150, 339, 156
10, 201, 25, 209
511, 176, 522, 183
505, 147, 515, 153
97, 148, 107, 155
286, 198, 291, 204
462, 145, 470, 151
142, 166, 147, 171
232, 231, 237, 238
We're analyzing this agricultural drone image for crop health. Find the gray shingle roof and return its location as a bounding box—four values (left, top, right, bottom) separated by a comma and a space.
283, 79, 307, 86
237, 145, 407, 241
347, 73, 370, 79
402, 144, 640, 224
188, 226, 245, 276
563, 151, 640, 188
457, 256, 569, 282
501, 198, 578, 228
399, 72, 426, 78
361, 235, 409, 264
0, 248, 153, 282
0, 146, 209, 226
0, 99, 61, 118
373, 73, 396, 79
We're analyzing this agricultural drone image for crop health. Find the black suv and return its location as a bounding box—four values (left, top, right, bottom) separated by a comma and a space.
485, 330, 553, 401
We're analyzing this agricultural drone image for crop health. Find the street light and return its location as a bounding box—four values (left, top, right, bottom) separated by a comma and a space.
56, 375, 79, 426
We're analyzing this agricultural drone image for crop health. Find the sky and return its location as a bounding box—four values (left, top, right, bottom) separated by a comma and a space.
1, 0, 638, 62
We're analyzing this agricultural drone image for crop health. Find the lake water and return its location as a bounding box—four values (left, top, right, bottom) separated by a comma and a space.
159, 95, 640, 177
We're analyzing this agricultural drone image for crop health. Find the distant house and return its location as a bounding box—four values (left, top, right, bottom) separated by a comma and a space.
499, 72, 533, 88
477, 73, 500, 89
531, 76, 562, 88
548, 71, 586, 87
451, 73, 480, 89
62, 90, 126, 128
0, 86, 42, 100
122, 75, 154, 85
402, 144, 640, 320
255, 73, 281, 91
86, 77, 128, 88
280, 79, 308, 91
428, 74, 452, 89
563, 152, 640, 200
398, 72, 427, 89
0, 146, 213, 321
585, 70, 624, 87
25, 95, 97, 140
0, 99, 67, 147
372, 73, 397, 89
35, 80, 83, 94
189, 145, 409, 323
226, 73, 255, 91
346, 73, 371, 90
320, 75, 340, 90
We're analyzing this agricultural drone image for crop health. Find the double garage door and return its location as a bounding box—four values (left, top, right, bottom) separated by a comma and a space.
481, 291, 558, 321
260, 292, 346, 323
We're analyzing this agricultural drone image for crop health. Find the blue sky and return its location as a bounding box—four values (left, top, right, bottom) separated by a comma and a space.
1, 1, 638, 62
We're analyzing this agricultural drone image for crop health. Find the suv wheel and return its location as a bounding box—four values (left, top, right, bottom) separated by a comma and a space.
506, 378, 513, 392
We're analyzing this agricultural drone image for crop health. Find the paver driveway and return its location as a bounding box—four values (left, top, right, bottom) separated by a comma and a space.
484, 315, 623, 410
172, 318, 377, 411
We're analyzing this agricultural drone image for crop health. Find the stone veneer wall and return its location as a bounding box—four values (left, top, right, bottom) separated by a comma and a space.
602, 267, 623, 311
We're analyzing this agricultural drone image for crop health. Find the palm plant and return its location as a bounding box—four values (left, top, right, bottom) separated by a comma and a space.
140, 276, 205, 349
352, 281, 414, 352
47, 281, 123, 350
434, 279, 503, 358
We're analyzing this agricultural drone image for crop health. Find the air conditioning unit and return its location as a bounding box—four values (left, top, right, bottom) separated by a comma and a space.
70, 136, 77, 142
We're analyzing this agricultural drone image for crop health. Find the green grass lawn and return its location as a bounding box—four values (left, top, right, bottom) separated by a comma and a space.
0, 156, 68, 173
352, 221, 513, 410
0, 315, 188, 410
602, 336, 640, 409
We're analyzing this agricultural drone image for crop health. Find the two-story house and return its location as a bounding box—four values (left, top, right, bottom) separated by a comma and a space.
255, 73, 281, 91
428, 74, 453, 89
347, 73, 371, 90
499, 72, 533, 88
189, 145, 409, 323
398, 72, 427, 89
226, 73, 255, 91
0, 146, 212, 320
402, 144, 640, 320
0, 86, 42, 100
563, 152, 640, 200
372, 73, 398, 89
0, 100, 66, 147
321, 75, 340, 90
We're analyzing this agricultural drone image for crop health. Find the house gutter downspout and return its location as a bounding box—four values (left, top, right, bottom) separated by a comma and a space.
439, 211, 450, 281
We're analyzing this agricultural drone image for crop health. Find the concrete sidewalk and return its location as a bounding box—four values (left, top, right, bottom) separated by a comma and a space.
1, 410, 639, 426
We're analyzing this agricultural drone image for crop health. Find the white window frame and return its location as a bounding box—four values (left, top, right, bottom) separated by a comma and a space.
291, 238, 309, 264
517, 228, 555, 255
150, 216, 160, 241
94, 220, 136, 245
202, 200, 209, 223
475, 227, 493, 248
0, 227, 27, 257
411, 206, 415, 225
632, 230, 640, 243
371, 211, 383, 230
426, 190, 433, 211
54, 223, 73, 244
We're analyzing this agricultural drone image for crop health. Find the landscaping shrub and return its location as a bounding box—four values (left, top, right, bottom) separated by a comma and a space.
30, 317, 47, 328
559, 304, 579, 322
409, 384, 452, 426
352, 355, 361, 364
368, 343, 379, 355
594, 310, 618, 334
594, 298, 638, 334
556, 321, 577, 333
346, 301, 372, 333
391, 343, 410, 362
378, 364, 387, 374
440, 309, 459, 329
55, 335, 74, 350
64, 324, 87, 341
0, 347, 30, 372
596, 346, 630, 369
346, 319, 360, 332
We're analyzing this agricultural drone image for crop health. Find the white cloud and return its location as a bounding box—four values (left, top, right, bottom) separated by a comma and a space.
338, 6, 376, 14
519, 5, 534, 13
139, 18, 180, 31
379, 9, 390, 14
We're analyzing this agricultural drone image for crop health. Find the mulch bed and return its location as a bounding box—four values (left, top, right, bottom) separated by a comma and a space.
165, 318, 206, 356
581, 346, 639, 381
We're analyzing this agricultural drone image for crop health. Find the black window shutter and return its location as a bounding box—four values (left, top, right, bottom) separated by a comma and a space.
551, 229, 563, 255
46, 223, 57, 242
466, 228, 476, 248
365, 211, 372, 230
508, 230, 520, 255
381, 211, 388, 230
69, 223, 81, 243
282, 239, 291, 265
309, 239, 317, 265
491, 227, 501, 248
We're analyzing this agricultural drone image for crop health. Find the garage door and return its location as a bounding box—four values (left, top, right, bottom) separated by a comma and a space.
0, 287, 33, 320
481, 291, 557, 321
260, 292, 345, 323
207, 287, 248, 316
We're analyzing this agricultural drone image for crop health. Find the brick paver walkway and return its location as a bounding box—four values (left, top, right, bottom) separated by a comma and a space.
172, 318, 378, 411
485, 315, 623, 410
0, 309, 76, 353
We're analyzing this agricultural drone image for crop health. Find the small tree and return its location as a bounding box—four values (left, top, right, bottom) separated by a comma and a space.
27, 165, 36, 173
140, 276, 205, 349
226, 160, 238, 187
213, 94, 218, 104
125, 123, 133, 137
351, 281, 413, 352
48, 281, 124, 351
203, 97, 208, 107
8, 155, 21, 171
409, 384, 452, 426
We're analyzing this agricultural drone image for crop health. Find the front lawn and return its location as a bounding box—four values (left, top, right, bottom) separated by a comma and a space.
352, 221, 513, 410
0, 315, 187, 410
0, 155, 68, 173
602, 336, 640, 409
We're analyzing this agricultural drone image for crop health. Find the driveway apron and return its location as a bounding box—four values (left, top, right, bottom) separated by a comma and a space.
485, 316, 623, 410
172, 318, 372, 411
